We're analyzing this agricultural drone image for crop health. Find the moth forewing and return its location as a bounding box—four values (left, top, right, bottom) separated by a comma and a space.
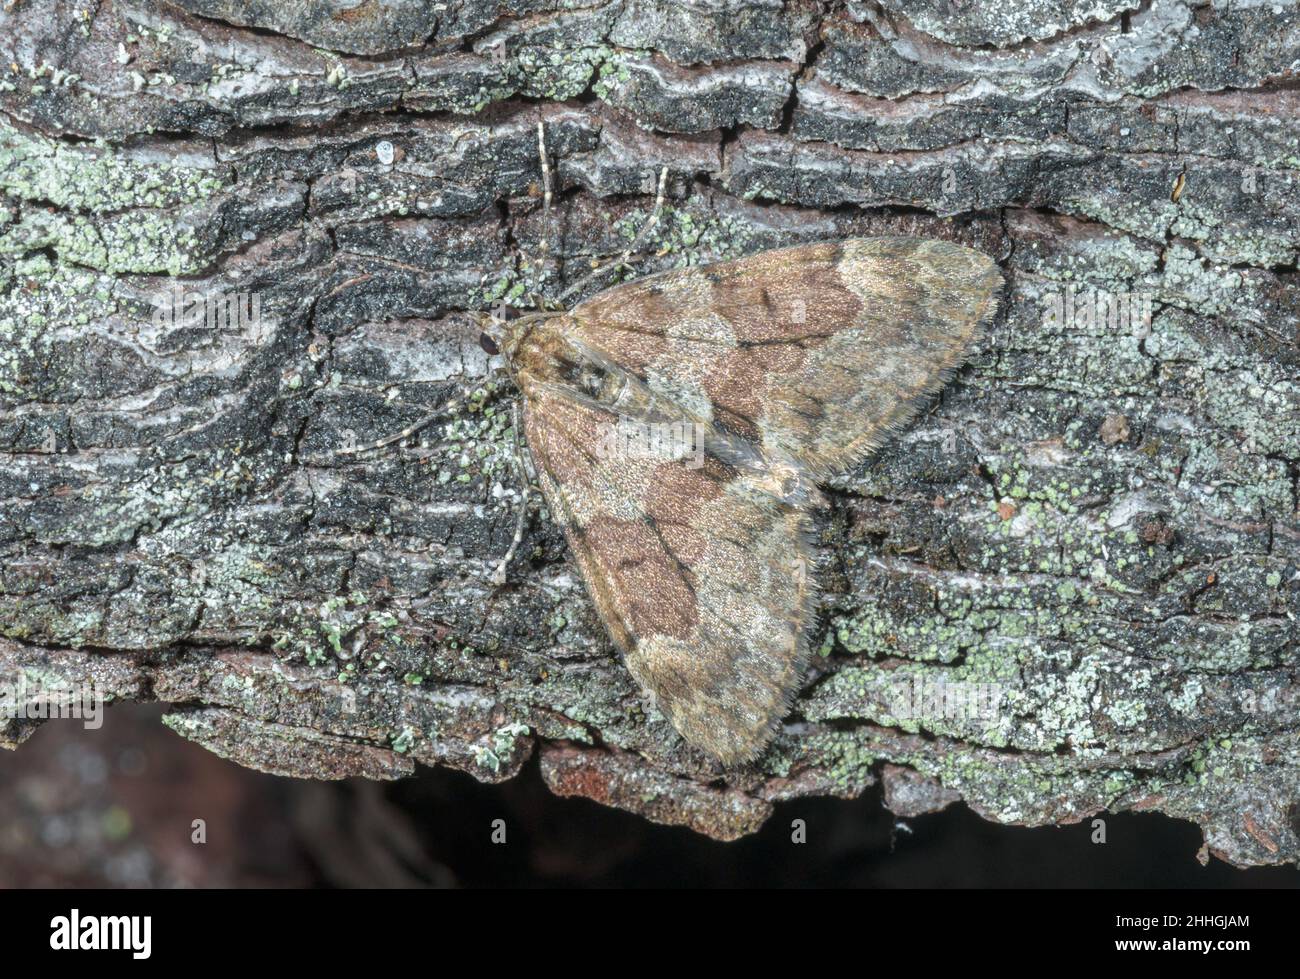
517, 366, 819, 764
566, 237, 1002, 478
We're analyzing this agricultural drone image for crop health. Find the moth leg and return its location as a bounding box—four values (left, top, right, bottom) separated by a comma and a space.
558, 166, 668, 304
514, 402, 540, 488
490, 401, 534, 586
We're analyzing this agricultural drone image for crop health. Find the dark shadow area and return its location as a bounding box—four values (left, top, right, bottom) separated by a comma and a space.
0, 704, 1294, 888
389, 756, 1298, 888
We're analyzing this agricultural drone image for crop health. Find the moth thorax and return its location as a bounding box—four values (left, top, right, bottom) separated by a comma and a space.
562, 355, 625, 407
493, 313, 563, 366
515, 323, 626, 405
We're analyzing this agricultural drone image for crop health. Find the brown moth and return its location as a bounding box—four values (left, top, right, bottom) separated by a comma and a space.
478, 224, 1002, 765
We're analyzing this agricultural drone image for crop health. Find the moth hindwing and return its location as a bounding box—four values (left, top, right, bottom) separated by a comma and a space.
496, 237, 1002, 765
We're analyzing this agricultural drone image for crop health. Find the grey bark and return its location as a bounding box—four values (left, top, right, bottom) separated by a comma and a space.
0, 0, 1297, 865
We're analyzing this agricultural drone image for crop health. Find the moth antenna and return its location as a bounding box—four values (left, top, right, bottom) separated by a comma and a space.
334, 307, 510, 459
535, 120, 556, 310
490, 401, 532, 586
334, 407, 448, 457
558, 166, 669, 304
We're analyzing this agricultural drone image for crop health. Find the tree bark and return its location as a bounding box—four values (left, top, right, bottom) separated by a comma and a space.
1, 0, 1297, 866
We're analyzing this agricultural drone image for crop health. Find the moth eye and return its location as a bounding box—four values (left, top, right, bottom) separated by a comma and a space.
479, 333, 500, 356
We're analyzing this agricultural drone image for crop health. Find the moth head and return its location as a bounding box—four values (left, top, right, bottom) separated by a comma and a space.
475, 301, 527, 359
475, 305, 554, 365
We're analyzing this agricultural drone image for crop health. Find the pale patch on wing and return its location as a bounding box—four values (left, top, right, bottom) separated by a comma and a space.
645, 364, 715, 423
651, 303, 738, 424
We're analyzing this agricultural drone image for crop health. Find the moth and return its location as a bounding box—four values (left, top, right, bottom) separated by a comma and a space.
360, 124, 1002, 765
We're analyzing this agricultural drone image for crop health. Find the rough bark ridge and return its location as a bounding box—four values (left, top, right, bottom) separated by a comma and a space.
1, 0, 1297, 866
